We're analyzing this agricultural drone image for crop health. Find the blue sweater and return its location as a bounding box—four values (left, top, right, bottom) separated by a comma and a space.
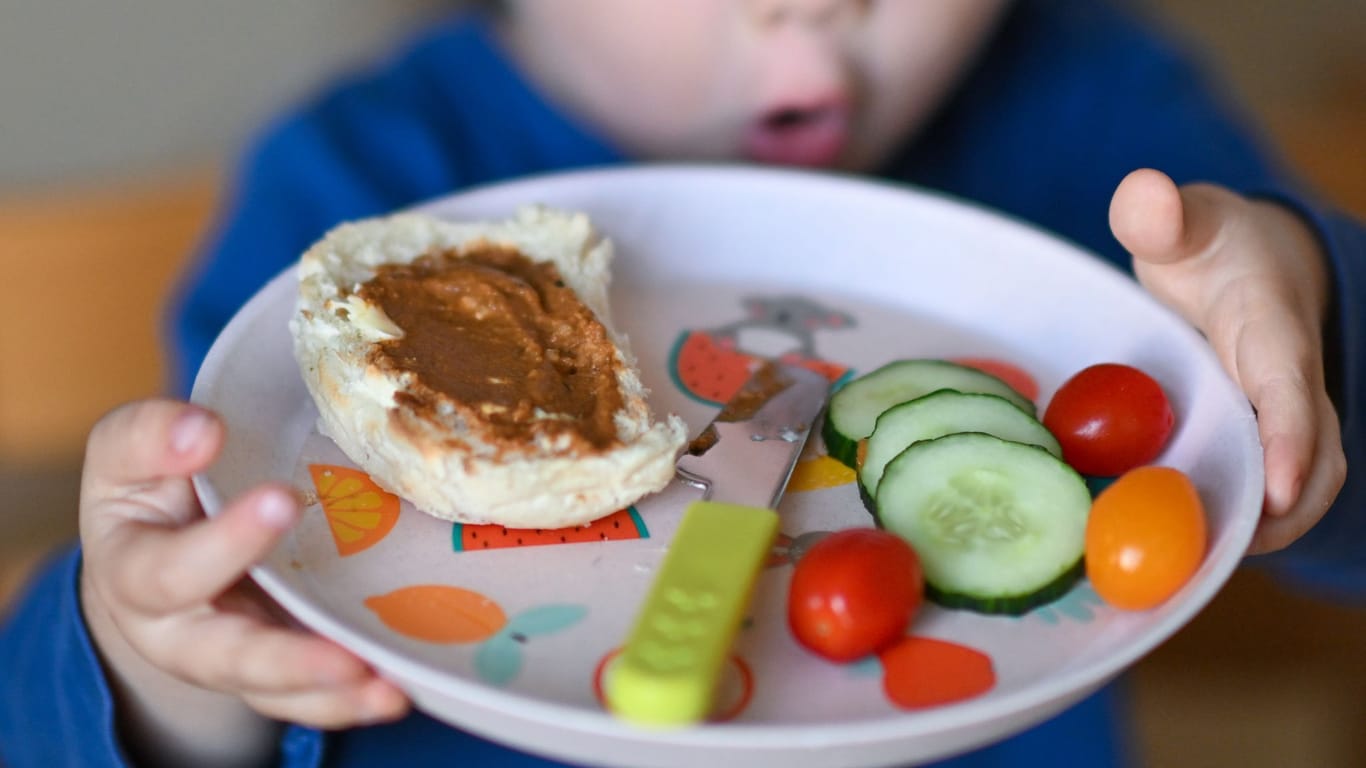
4, 2, 1363, 766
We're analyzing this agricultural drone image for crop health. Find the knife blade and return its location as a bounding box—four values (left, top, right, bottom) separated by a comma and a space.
605, 361, 830, 726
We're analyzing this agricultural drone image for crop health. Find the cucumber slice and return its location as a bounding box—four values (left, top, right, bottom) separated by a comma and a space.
876, 432, 1089, 615
860, 390, 1062, 502
823, 359, 1034, 467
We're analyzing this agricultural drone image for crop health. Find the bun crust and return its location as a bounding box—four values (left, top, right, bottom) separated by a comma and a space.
290, 208, 687, 528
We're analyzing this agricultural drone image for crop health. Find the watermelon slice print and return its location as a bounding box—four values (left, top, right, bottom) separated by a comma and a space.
670, 331, 759, 404
668, 295, 855, 405
671, 331, 852, 405
453, 507, 648, 552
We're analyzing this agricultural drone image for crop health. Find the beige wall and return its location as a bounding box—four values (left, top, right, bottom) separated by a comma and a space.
0, 0, 452, 189
1145, 0, 1366, 108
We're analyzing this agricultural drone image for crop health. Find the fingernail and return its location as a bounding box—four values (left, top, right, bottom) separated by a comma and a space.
1268, 470, 1303, 517
256, 490, 299, 529
169, 408, 213, 455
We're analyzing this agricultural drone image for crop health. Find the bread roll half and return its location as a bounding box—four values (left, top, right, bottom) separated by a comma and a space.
290, 207, 688, 528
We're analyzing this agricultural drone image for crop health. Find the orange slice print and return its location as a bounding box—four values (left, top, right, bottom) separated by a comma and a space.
364, 585, 508, 644
308, 464, 400, 557
786, 455, 857, 492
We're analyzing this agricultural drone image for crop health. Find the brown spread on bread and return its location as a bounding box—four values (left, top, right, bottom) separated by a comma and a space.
354, 245, 625, 453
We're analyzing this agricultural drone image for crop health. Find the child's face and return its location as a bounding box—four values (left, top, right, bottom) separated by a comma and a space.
499, 0, 1009, 171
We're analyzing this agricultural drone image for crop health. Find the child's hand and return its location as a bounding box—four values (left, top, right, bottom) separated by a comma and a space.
1110, 169, 1347, 555
78, 400, 408, 765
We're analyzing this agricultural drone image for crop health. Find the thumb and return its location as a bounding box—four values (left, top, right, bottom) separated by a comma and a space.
1109, 168, 1230, 266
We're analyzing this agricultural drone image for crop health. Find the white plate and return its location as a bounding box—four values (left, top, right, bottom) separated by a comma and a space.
192, 165, 1262, 767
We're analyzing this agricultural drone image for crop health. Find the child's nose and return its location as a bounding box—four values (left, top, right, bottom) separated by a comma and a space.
749, 0, 871, 30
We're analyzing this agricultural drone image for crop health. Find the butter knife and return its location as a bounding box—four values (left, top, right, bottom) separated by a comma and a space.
605, 361, 830, 726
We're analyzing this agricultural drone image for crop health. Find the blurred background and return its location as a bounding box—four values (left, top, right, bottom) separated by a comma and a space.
2, 2, 1363, 765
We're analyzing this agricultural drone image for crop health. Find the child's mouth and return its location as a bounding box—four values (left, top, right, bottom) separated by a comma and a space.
743, 105, 849, 167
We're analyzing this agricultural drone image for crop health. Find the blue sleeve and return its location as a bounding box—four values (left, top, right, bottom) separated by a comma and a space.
0, 548, 128, 767
0, 547, 330, 768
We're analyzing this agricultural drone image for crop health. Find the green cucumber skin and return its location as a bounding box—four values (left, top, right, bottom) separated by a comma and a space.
824, 359, 1035, 469
858, 390, 1061, 501
858, 480, 877, 517
925, 559, 1084, 615
875, 433, 1091, 615
821, 415, 860, 469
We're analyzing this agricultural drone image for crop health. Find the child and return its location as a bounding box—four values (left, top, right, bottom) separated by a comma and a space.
3, 1, 1362, 766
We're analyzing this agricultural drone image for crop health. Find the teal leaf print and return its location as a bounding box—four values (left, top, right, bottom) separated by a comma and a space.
847, 654, 884, 678
508, 604, 588, 637
1028, 583, 1105, 625
471, 604, 589, 686
474, 634, 523, 686
1086, 475, 1117, 498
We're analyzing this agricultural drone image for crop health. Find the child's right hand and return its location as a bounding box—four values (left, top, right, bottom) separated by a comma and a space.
78, 400, 408, 765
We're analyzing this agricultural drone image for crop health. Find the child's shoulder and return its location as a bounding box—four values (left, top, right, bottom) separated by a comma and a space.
300, 13, 504, 122
993, 0, 1194, 77
238, 13, 523, 200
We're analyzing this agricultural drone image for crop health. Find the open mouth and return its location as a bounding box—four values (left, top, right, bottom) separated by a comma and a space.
743, 104, 850, 168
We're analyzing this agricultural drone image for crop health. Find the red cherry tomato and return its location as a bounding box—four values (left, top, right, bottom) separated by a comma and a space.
787, 528, 923, 662
1086, 465, 1207, 610
1043, 363, 1174, 476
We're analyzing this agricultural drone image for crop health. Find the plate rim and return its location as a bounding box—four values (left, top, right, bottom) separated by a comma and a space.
191, 163, 1264, 756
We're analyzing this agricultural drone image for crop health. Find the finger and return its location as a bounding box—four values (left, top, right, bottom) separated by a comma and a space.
1110, 168, 1229, 266
214, 577, 305, 629
105, 484, 300, 614
1237, 329, 1321, 516
84, 400, 225, 498
243, 677, 410, 730
143, 610, 372, 694
1249, 396, 1346, 554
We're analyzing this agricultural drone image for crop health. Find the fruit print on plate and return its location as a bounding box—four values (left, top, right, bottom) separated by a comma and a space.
283, 291, 1036, 720
277, 285, 1205, 745
193, 166, 1262, 768
453, 507, 649, 552
669, 295, 854, 405
308, 464, 401, 557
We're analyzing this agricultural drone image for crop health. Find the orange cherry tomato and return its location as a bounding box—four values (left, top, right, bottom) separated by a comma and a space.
788, 528, 924, 662
1085, 466, 1207, 610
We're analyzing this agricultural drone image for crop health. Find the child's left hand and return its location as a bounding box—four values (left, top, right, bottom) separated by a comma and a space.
1109, 168, 1347, 555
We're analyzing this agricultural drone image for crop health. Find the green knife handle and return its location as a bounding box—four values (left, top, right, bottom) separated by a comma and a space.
605, 500, 778, 726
